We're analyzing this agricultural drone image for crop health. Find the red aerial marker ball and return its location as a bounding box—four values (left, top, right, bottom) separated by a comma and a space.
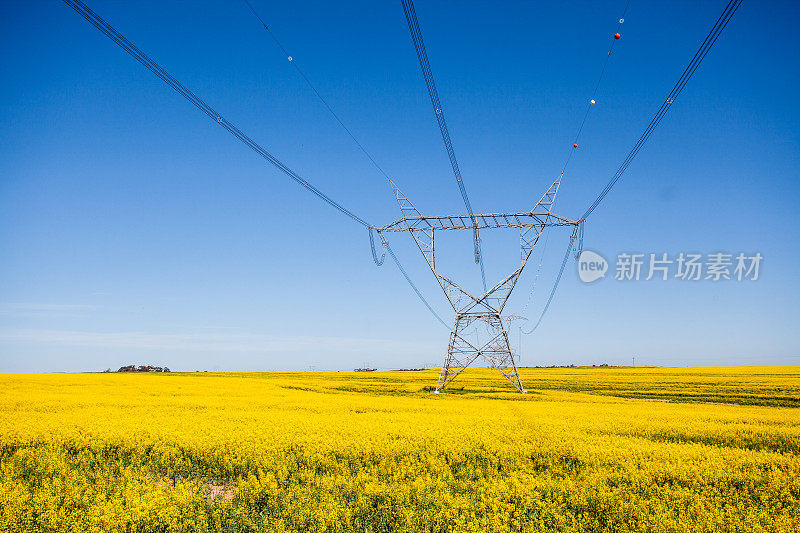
614, 33, 621, 40
573, 143, 578, 148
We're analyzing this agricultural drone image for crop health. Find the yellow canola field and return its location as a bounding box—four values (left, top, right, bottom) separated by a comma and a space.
1, 367, 799, 532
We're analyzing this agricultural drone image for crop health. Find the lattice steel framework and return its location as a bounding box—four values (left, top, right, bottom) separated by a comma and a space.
375, 177, 581, 392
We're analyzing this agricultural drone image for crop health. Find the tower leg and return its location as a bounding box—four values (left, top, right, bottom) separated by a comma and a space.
481, 314, 525, 393
434, 314, 525, 393
435, 315, 480, 392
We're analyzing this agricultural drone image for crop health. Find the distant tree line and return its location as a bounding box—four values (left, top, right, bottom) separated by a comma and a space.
110, 365, 171, 373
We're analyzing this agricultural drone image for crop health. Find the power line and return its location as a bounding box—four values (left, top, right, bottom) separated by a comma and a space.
560, 0, 632, 177
386, 244, 449, 329
524, 0, 742, 335
369, 227, 448, 328
239, 0, 453, 328
62, 0, 369, 228
241, 0, 392, 182
522, 235, 575, 335
60, 0, 744, 348
581, 0, 742, 219
61, 0, 448, 328
400, 0, 487, 291
521, 1, 630, 330
518, 229, 552, 318
239, 0, 449, 329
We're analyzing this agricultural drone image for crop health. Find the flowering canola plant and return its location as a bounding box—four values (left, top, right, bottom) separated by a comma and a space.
0, 367, 798, 532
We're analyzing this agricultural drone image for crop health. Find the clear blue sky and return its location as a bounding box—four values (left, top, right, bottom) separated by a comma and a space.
1, 0, 798, 372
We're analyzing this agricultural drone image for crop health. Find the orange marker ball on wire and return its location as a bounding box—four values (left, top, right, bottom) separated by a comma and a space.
573, 143, 578, 148
614, 33, 621, 40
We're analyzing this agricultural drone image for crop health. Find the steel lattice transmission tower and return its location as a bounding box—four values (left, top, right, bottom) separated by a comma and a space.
376, 176, 580, 393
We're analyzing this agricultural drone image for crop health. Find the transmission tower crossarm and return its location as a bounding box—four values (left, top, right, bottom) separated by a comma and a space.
377, 211, 577, 233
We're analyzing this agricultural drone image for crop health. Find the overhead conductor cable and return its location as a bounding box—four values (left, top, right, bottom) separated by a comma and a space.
62, 0, 449, 329
401, 0, 487, 291
240, 0, 449, 329
522, 0, 630, 334
582, 0, 743, 219
241, 0, 392, 182
525, 0, 742, 334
